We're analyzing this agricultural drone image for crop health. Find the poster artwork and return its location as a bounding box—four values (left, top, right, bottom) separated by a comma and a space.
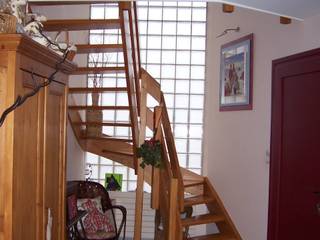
223, 52, 245, 98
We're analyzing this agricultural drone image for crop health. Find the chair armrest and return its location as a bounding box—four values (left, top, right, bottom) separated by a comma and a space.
68, 210, 87, 229
67, 210, 88, 240
106, 205, 127, 240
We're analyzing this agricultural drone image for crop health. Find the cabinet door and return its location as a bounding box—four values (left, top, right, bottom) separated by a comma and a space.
10, 70, 45, 240
43, 81, 67, 240
0, 53, 10, 240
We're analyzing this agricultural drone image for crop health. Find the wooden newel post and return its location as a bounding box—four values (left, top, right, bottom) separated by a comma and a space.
133, 65, 148, 240
168, 178, 178, 240
151, 106, 162, 209
151, 167, 160, 209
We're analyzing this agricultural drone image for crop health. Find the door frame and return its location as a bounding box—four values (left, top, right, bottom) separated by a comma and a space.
268, 47, 320, 240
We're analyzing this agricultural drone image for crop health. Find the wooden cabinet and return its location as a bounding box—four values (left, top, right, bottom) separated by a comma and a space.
0, 34, 76, 240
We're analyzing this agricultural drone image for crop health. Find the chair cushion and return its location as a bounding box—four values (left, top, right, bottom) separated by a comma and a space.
79, 230, 116, 240
67, 194, 77, 220
77, 197, 115, 235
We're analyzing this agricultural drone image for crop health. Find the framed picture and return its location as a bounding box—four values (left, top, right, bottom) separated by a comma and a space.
219, 34, 253, 111
105, 173, 123, 191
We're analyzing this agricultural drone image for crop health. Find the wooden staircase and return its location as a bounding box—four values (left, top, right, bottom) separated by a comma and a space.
30, 1, 242, 239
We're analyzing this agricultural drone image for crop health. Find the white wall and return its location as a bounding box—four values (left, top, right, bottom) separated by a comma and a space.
203, 3, 320, 240
67, 122, 85, 180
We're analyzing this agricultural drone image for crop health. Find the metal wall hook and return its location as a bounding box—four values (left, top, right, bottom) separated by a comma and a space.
217, 26, 240, 38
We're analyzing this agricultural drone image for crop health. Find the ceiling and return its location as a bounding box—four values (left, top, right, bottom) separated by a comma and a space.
29, 0, 320, 20
214, 0, 320, 20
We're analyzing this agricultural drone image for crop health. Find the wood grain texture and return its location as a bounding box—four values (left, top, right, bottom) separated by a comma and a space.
0, 59, 8, 240
0, 51, 16, 240
222, 4, 235, 13
168, 179, 178, 240
12, 66, 41, 239
44, 82, 67, 240
72, 66, 125, 75
68, 105, 130, 110
181, 213, 225, 227
184, 195, 215, 208
76, 44, 123, 54
43, 19, 120, 31
0, 34, 76, 74
133, 79, 148, 240
0, 34, 74, 240
85, 140, 134, 168
82, 136, 133, 143
141, 68, 161, 102
72, 121, 131, 127
69, 87, 127, 93
120, 5, 139, 165
128, 2, 141, 114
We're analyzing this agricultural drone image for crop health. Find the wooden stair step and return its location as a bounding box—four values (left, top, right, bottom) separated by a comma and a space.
181, 213, 225, 227
72, 67, 125, 75
76, 44, 123, 54
102, 149, 133, 157
43, 19, 120, 31
82, 136, 133, 143
68, 105, 130, 110
184, 195, 215, 207
69, 87, 127, 93
72, 121, 131, 127
184, 180, 204, 188
188, 233, 236, 240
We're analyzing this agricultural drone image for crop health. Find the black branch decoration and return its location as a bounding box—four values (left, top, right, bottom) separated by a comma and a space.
0, 50, 69, 127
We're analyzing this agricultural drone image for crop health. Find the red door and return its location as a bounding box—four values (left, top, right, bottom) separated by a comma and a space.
268, 48, 320, 240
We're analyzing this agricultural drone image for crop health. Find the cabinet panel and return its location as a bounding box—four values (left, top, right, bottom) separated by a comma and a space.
0, 58, 8, 240
12, 78, 43, 240
44, 82, 67, 240
0, 34, 75, 240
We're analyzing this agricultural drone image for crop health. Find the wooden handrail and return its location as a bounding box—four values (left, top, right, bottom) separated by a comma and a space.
140, 68, 186, 238
131, 1, 141, 114
159, 94, 185, 211
118, 3, 145, 240
141, 68, 161, 102
119, 1, 141, 115
119, 2, 140, 169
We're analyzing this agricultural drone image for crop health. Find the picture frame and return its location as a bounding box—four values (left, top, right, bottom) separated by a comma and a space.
219, 34, 254, 111
105, 173, 123, 191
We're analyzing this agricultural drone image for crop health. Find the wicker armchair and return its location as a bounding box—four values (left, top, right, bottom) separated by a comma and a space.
67, 181, 127, 240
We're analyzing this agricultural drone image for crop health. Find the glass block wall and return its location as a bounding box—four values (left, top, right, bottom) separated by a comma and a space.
86, 1, 207, 192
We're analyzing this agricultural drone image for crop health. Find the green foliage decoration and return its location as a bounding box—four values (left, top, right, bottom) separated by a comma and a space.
137, 138, 162, 169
